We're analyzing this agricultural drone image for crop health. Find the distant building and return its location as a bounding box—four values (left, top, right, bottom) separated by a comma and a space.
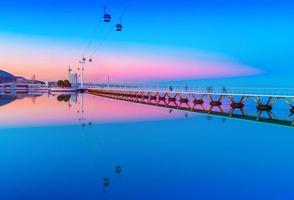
70, 73, 78, 87
16, 77, 26, 82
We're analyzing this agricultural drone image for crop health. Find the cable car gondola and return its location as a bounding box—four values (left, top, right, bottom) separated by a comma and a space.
103, 7, 111, 22
116, 24, 123, 31
116, 18, 123, 31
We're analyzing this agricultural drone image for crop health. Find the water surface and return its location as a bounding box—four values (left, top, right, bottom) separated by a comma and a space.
0, 93, 293, 200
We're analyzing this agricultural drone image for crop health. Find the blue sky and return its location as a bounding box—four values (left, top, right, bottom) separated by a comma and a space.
0, 0, 293, 86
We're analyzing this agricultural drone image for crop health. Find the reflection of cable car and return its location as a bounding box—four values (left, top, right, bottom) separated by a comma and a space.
102, 178, 110, 187
116, 18, 123, 31
115, 166, 122, 174
89, 57, 92, 62
103, 7, 111, 22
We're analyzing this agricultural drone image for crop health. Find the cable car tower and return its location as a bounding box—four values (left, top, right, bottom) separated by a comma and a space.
68, 66, 72, 81
78, 56, 92, 89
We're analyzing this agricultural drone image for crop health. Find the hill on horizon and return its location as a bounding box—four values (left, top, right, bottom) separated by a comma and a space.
0, 69, 17, 83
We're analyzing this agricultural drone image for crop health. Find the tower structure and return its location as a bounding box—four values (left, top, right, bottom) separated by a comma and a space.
68, 66, 72, 81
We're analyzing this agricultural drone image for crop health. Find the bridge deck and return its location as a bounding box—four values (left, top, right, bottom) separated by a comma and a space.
86, 85, 294, 98
89, 88, 294, 98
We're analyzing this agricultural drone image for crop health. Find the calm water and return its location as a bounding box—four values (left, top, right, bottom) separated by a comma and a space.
0, 93, 294, 200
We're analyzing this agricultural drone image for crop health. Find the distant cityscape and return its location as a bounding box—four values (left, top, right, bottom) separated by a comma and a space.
0, 68, 79, 91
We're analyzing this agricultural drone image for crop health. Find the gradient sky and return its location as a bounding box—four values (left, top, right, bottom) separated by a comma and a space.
0, 0, 293, 86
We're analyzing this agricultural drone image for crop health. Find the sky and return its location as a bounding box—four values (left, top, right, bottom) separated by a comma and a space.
0, 0, 293, 86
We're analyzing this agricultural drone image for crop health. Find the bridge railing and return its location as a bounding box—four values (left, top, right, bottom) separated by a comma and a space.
86, 83, 294, 97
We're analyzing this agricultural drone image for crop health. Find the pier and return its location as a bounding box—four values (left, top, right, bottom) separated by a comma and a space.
87, 85, 294, 127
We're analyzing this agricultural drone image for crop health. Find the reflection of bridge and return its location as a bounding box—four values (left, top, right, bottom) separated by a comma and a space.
0, 93, 42, 107
87, 85, 294, 127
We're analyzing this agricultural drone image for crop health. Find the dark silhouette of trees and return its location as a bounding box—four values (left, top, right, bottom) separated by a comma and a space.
57, 80, 72, 88
63, 80, 71, 87
57, 80, 64, 87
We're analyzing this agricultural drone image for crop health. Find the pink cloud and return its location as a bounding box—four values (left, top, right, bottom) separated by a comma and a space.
85, 49, 261, 82
0, 34, 261, 82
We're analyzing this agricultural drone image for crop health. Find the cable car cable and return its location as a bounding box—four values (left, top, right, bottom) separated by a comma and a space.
90, 0, 134, 57
82, 21, 102, 56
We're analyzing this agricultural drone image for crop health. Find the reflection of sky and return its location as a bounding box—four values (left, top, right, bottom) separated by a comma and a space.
0, 103, 294, 199
0, 93, 190, 128
0, 0, 293, 85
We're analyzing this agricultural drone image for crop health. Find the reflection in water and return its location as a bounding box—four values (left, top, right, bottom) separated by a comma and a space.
1, 93, 294, 199
56, 94, 71, 102
114, 165, 123, 181
0, 93, 186, 128
101, 165, 123, 192
102, 178, 110, 187
115, 166, 122, 174
1, 91, 293, 129
89, 90, 294, 127
0, 95, 16, 107
0, 93, 42, 107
